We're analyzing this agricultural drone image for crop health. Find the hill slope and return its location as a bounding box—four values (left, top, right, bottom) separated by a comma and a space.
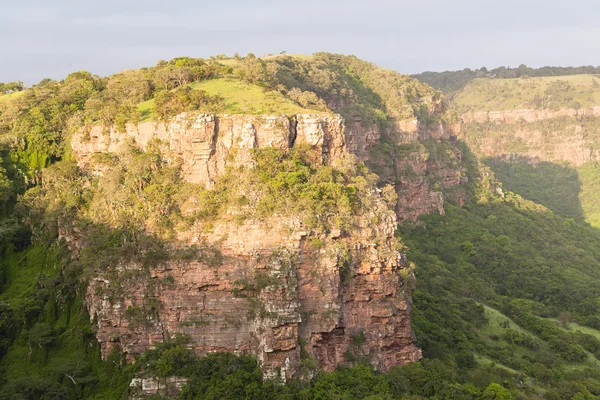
447, 72, 600, 229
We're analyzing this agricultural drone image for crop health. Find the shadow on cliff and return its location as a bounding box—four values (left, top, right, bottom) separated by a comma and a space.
482, 155, 586, 223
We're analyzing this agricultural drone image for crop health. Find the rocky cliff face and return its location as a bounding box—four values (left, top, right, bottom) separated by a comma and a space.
84, 197, 420, 381
461, 106, 600, 124
72, 113, 349, 187
72, 113, 465, 223
459, 108, 600, 166
70, 111, 467, 380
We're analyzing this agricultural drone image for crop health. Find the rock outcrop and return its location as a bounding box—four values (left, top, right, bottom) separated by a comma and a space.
461, 106, 600, 124
72, 113, 348, 187
72, 112, 465, 223
459, 108, 600, 166
85, 204, 421, 381
71, 111, 468, 381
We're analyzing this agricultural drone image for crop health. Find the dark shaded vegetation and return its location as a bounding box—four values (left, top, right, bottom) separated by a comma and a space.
484, 156, 585, 222
400, 143, 600, 399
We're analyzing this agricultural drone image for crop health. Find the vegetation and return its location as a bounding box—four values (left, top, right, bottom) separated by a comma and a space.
398, 153, 600, 398
452, 75, 600, 113
413, 64, 600, 95
0, 81, 25, 95
5, 54, 600, 399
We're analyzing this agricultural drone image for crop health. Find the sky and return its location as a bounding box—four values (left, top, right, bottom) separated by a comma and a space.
2, 0, 600, 84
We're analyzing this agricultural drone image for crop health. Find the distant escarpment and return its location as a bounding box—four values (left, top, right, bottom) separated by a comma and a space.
451, 75, 600, 166
459, 107, 600, 166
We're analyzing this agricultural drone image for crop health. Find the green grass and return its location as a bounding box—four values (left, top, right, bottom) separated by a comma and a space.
474, 354, 519, 374
137, 98, 155, 121
570, 322, 600, 339
0, 91, 25, 105
477, 305, 600, 374
191, 78, 321, 114
137, 78, 324, 120
453, 74, 600, 112
578, 162, 600, 228
544, 317, 600, 342
480, 305, 529, 336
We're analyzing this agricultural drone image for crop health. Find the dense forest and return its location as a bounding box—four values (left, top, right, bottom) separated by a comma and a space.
3, 54, 600, 399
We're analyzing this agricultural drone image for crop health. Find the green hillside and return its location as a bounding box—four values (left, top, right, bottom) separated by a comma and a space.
0, 91, 25, 105
405, 159, 600, 398
450, 71, 600, 230
137, 78, 320, 120
413, 64, 600, 95
453, 75, 600, 113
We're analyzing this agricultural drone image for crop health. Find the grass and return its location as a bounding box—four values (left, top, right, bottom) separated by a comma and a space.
137, 78, 325, 120
569, 322, 600, 340
453, 74, 600, 112
137, 98, 155, 121
474, 354, 519, 374
544, 317, 600, 341
480, 305, 530, 336
578, 161, 600, 228
191, 78, 321, 114
0, 91, 25, 105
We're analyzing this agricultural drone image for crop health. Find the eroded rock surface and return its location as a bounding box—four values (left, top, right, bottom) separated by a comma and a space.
72, 114, 349, 187
72, 111, 470, 380
459, 108, 600, 166
85, 208, 420, 381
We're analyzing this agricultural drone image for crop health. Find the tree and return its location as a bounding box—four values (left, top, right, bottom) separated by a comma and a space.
27, 322, 55, 359
482, 383, 515, 400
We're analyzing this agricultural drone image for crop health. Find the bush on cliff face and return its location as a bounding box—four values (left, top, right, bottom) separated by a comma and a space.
153, 87, 223, 120
23, 141, 385, 243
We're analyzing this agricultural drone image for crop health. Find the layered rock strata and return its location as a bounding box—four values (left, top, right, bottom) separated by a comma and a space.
72, 113, 465, 223
459, 108, 600, 166
85, 208, 421, 381
72, 111, 467, 380
72, 113, 348, 187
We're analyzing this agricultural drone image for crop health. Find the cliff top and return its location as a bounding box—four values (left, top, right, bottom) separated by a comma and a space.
136, 77, 325, 120
0, 91, 24, 105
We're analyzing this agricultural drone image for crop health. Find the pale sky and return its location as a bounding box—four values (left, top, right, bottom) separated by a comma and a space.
2, 0, 600, 84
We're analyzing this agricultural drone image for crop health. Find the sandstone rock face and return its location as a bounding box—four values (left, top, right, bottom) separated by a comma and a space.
72, 112, 465, 224
366, 118, 467, 223
459, 108, 600, 166
85, 206, 421, 381
461, 106, 600, 124
129, 376, 187, 400
73, 111, 470, 381
72, 114, 350, 187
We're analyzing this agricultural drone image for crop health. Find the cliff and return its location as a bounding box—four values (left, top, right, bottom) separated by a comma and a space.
65, 107, 469, 381
85, 206, 420, 381
450, 74, 600, 166
73, 114, 348, 187
72, 113, 465, 223
458, 108, 600, 166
